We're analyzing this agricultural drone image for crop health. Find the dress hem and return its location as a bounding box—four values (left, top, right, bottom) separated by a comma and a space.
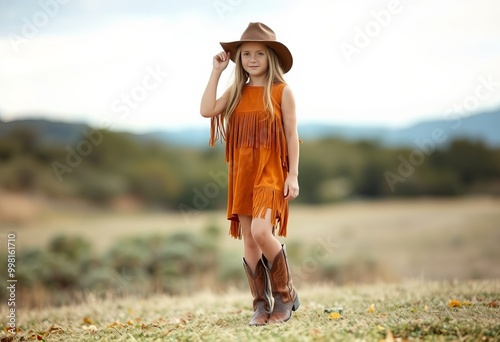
228, 186, 289, 239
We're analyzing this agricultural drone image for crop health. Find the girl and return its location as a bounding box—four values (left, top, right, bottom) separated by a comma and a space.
200, 22, 300, 325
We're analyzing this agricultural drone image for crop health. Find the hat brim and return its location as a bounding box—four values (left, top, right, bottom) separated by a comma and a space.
220, 40, 293, 73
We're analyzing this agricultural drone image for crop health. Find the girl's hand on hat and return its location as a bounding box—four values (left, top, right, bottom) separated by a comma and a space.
213, 51, 230, 72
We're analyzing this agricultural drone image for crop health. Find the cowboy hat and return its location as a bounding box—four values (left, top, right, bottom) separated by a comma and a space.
220, 22, 293, 73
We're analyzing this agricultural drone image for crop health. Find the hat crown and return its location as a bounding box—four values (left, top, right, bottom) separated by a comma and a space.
240, 22, 277, 42
219, 22, 293, 73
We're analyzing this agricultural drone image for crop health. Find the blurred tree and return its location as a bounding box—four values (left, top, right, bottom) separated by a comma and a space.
445, 140, 498, 184
0, 123, 499, 207
8, 127, 40, 154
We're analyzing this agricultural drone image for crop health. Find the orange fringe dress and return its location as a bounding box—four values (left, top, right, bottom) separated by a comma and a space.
210, 83, 290, 239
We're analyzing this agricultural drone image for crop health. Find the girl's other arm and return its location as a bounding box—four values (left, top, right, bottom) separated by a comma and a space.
282, 86, 300, 200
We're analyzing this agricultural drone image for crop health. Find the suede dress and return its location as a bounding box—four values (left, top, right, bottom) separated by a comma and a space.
210, 83, 290, 239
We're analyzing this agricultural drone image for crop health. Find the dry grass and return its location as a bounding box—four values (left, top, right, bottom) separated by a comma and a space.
1, 280, 499, 341
0, 193, 45, 226
5, 196, 500, 280
1, 196, 499, 340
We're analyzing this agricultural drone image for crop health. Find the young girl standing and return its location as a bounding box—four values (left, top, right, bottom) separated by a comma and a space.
200, 22, 300, 325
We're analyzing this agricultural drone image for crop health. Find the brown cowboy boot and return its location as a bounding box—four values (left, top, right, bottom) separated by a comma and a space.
242, 257, 273, 326
263, 244, 300, 323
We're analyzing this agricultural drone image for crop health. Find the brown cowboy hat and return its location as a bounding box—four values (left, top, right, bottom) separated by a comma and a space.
220, 22, 293, 73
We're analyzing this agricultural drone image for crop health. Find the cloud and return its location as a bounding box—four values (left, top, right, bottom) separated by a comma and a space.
0, 0, 499, 131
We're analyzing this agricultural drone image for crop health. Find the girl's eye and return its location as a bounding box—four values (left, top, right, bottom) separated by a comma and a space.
258, 52, 265, 56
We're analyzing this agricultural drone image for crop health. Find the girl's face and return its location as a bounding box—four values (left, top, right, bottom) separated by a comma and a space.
240, 42, 268, 78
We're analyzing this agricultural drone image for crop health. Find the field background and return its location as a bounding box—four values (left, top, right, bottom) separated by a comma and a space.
1, 195, 499, 341
6, 194, 499, 280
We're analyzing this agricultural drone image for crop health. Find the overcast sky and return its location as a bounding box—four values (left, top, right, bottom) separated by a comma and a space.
1, 0, 499, 133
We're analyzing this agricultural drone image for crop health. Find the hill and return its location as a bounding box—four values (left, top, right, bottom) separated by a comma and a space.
0, 118, 88, 147
146, 108, 500, 148
1, 108, 499, 148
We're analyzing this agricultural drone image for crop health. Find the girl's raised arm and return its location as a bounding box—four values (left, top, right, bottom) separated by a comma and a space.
200, 51, 230, 117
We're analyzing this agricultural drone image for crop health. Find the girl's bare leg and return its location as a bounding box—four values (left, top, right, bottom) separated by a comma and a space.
251, 209, 282, 265
239, 214, 262, 272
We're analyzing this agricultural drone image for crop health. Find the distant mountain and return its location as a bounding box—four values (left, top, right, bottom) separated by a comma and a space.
0, 118, 89, 146
142, 128, 212, 148
147, 109, 500, 148
1, 109, 499, 148
379, 110, 500, 148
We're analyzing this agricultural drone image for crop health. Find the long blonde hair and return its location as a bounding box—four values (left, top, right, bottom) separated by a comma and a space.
224, 46, 286, 125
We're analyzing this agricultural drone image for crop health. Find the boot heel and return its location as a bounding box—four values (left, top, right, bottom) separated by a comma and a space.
243, 258, 273, 326
267, 245, 300, 323
292, 295, 300, 311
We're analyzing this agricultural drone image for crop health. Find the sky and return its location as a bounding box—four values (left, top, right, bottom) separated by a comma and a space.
1, 0, 499, 133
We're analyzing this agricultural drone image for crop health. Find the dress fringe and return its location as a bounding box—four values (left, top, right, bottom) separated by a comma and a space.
253, 186, 289, 238
229, 219, 241, 239
226, 111, 289, 170
209, 114, 226, 147
227, 187, 289, 240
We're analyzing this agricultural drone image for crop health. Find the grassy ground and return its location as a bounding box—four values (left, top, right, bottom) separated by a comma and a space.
5, 196, 500, 281
1, 197, 499, 340
1, 280, 499, 341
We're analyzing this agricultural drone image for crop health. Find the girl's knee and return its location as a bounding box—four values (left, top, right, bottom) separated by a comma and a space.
251, 222, 273, 246
243, 231, 258, 247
